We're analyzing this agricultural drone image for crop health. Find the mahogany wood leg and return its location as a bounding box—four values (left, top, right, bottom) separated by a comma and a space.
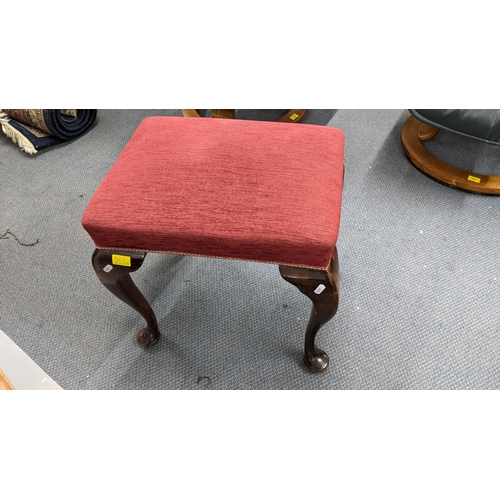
92, 249, 160, 348
279, 248, 339, 373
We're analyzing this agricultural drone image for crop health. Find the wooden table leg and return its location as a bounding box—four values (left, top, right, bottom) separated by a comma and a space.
92, 249, 160, 348
279, 248, 339, 373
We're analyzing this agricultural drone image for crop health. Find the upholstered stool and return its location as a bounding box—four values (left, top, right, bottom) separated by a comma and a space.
81, 116, 345, 373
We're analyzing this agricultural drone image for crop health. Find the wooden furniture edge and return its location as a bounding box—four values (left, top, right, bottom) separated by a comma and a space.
0, 369, 15, 390
401, 115, 500, 195
182, 109, 307, 123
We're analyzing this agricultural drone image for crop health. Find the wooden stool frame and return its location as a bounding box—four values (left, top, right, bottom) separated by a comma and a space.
92, 248, 339, 373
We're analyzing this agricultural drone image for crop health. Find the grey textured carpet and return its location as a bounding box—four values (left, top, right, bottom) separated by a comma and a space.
1, 109, 499, 390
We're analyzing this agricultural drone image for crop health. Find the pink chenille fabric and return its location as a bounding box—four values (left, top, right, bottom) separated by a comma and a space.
81, 116, 344, 269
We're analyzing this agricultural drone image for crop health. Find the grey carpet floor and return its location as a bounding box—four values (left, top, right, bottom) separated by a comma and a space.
1, 109, 499, 390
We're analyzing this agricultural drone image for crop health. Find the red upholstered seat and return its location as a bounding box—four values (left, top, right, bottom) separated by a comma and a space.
82, 116, 344, 269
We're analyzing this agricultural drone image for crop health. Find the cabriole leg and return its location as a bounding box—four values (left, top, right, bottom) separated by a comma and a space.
279, 248, 340, 373
92, 249, 160, 348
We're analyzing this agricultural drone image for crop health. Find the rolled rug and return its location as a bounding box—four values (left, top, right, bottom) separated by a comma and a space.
0, 109, 97, 154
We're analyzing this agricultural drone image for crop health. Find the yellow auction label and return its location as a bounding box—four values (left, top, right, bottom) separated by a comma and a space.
112, 254, 131, 267
289, 113, 299, 121
467, 175, 481, 183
